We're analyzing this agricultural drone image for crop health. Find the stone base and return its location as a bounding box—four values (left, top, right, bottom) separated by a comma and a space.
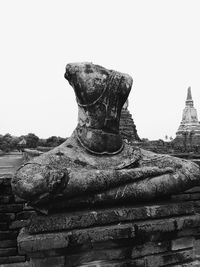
17, 192, 200, 267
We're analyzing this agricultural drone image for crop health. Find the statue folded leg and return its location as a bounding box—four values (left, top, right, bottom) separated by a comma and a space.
12, 63, 200, 210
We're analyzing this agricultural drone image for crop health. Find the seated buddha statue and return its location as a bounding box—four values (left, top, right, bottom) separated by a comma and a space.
12, 62, 200, 210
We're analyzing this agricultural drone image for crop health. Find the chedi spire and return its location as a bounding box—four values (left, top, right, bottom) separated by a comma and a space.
174, 87, 200, 149
186, 86, 194, 107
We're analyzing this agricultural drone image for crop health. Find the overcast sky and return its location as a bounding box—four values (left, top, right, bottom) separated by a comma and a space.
0, 0, 200, 140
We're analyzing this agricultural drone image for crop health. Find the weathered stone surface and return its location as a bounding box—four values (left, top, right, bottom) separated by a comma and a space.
18, 223, 135, 254
175, 214, 200, 230
0, 195, 12, 204
0, 204, 23, 213
18, 229, 69, 254
9, 219, 29, 230
0, 240, 16, 248
79, 259, 145, 267
171, 192, 200, 201
63, 241, 168, 266
0, 248, 17, 257
30, 256, 65, 267
172, 237, 194, 251
119, 106, 140, 142
12, 63, 200, 209
0, 256, 26, 264
0, 262, 29, 267
17, 197, 200, 266
0, 213, 15, 222
0, 231, 18, 241
172, 262, 200, 267
145, 249, 194, 267
65, 247, 136, 266
28, 201, 194, 234
16, 211, 36, 220
0, 222, 8, 231
185, 186, 200, 193
131, 240, 170, 258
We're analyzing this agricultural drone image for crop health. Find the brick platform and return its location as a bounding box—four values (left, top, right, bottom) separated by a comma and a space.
18, 189, 200, 267
0, 175, 35, 266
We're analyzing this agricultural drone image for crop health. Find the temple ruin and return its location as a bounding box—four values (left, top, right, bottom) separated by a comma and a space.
174, 87, 200, 150
119, 100, 140, 142
9, 63, 200, 267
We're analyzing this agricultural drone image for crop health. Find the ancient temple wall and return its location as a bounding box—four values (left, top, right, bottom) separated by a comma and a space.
16, 186, 200, 267
0, 175, 35, 265
1, 174, 200, 266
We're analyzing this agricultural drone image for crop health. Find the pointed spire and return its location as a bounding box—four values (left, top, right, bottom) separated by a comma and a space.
187, 87, 192, 100
186, 86, 193, 107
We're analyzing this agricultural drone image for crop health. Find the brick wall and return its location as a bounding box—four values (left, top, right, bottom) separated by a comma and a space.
18, 187, 200, 267
2, 174, 200, 266
0, 175, 36, 265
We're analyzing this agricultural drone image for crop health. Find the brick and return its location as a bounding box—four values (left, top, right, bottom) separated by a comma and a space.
146, 249, 194, 267
177, 228, 198, 237
0, 213, 15, 222
0, 231, 18, 240
176, 215, 200, 230
190, 193, 200, 200
0, 248, 17, 256
185, 186, 200, 193
0, 195, 13, 204
193, 200, 200, 207
0, 240, 16, 248
0, 204, 23, 213
172, 193, 200, 201
23, 204, 34, 211
0, 222, 8, 231
0, 187, 12, 195
9, 219, 29, 229
169, 260, 200, 266
103, 259, 145, 267
135, 217, 175, 237
194, 239, 200, 259
18, 223, 135, 254
16, 210, 36, 220
28, 201, 194, 234
14, 195, 25, 203
18, 228, 69, 254
131, 241, 170, 258
30, 256, 65, 267
0, 256, 26, 264
64, 247, 135, 266
69, 223, 135, 246
0, 262, 29, 267
171, 194, 191, 201
172, 237, 194, 251
0, 177, 12, 186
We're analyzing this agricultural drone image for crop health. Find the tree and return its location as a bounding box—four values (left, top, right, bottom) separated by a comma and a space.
25, 133, 39, 148
46, 136, 66, 147
0, 134, 13, 152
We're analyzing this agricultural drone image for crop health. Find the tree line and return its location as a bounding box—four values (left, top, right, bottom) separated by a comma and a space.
0, 133, 66, 153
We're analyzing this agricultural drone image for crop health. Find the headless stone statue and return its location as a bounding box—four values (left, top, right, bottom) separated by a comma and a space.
12, 63, 200, 211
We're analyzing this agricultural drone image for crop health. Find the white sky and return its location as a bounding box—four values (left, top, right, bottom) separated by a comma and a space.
1, 0, 200, 140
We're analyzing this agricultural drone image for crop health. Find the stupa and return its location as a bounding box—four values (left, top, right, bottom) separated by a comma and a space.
119, 100, 141, 142
174, 87, 200, 148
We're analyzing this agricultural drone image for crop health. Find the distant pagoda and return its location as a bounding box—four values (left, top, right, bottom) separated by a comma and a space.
119, 100, 140, 142
174, 87, 200, 148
